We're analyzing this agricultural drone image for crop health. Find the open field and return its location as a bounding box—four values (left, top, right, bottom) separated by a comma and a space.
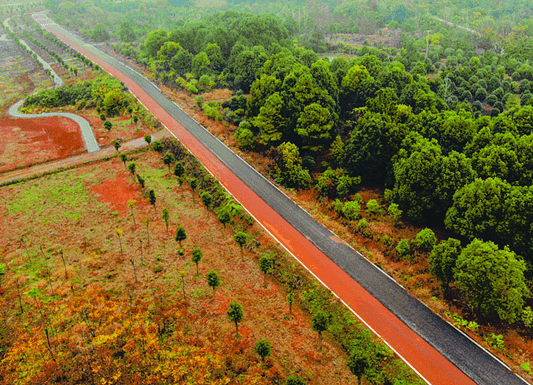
0, 147, 369, 384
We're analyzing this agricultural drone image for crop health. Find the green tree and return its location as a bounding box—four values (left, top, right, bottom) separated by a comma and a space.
296, 103, 335, 152
191, 245, 203, 275
104, 120, 113, 131
347, 350, 369, 385
396, 239, 410, 259
414, 228, 437, 251
113, 140, 121, 152
119, 21, 136, 43
259, 256, 273, 286
92, 23, 109, 42
162, 151, 175, 172
387, 203, 402, 224
144, 134, 152, 146
273, 142, 310, 188
393, 135, 443, 222
120, 153, 127, 168
136, 174, 145, 189
207, 270, 221, 292
192, 51, 211, 77
127, 162, 136, 175
170, 49, 194, 76
174, 162, 185, 178
217, 208, 232, 231
227, 301, 244, 335
255, 339, 272, 362
162, 208, 170, 231
148, 189, 156, 212
144, 29, 170, 58
234, 232, 248, 261
175, 226, 187, 248
454, 239, 530, 322
429, 238, 461, 291
444, 178, 510, 245
312, 311, 330, 344
287, 292, 294, 315
254, 92, 288, 146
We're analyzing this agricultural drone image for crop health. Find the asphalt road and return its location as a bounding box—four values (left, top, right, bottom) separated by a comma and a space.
35, 12, 528, 385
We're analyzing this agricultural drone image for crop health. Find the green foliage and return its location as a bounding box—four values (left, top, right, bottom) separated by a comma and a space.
347, 349, 369, 384
227, 301, 244, 334
429, 238, 461, 290
234, 127, 256, 151
104, 120, 113, 131
144, 134, 152, 145
414, 228, 437, 251
255, 339, 272, 362
207, 270, 221, 292
273, 142, 310, 188
454, 239, 530, 323
315, 168, 360, 199
152, 141, 164, 153
148, 189, 156, 208
127, 162, 136, 175
342, 200, 361, 221
396, 239, 410, 259
285, 376, 306, 385
175, 226, 187, 247
387, 203, 402, 223
523, 307, 533, 328
312, 311, 330, 340
162, 208, 170, 231
200, 191, 213, 210
162, 152, 176, 171
366, 199, 381, 216
170, 163, 183, 180
259, 256, 273, 276
191, 245, 203, 274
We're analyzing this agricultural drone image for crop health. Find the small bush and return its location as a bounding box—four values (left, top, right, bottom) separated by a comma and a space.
396, 239, 410, 259
366, 199, 381, 215
342, 200, 361, 221
414, 228, 437, 251
357, 218, 369, 231
104, 120, 113, 130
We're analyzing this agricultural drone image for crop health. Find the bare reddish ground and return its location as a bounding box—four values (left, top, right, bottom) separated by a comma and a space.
89, 174, 141, 216
46, 27, 479, 385
0, 114, 85, 173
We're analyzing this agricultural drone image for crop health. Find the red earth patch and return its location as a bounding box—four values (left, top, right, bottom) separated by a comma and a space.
89, 175, 141, 215
0, 114, 85, 173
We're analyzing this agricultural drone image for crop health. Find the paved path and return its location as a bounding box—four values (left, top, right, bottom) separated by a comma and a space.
0, 129, 171, 186
3, 16, 100, 153
33, 11, 529, 385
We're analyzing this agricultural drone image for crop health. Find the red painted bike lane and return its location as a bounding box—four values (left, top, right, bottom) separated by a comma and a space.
39, 17, 477, 385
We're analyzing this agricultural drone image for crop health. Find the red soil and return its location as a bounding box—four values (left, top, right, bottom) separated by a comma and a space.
89, 173, 141, 215
0, 114, 85, 173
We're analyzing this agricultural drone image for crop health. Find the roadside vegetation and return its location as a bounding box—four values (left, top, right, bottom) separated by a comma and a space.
0, 139, 423, 384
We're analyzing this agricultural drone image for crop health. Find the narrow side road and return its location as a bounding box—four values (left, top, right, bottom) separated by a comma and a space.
34, 11, 528, 385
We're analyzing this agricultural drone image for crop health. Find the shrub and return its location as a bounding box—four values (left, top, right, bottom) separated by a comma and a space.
396, 239, 410, 259
342, 200, 361, 220
414, 228, 437, 251
387, 203, 402, 223
104, 120, 113, 130
366, 199, 381, 215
